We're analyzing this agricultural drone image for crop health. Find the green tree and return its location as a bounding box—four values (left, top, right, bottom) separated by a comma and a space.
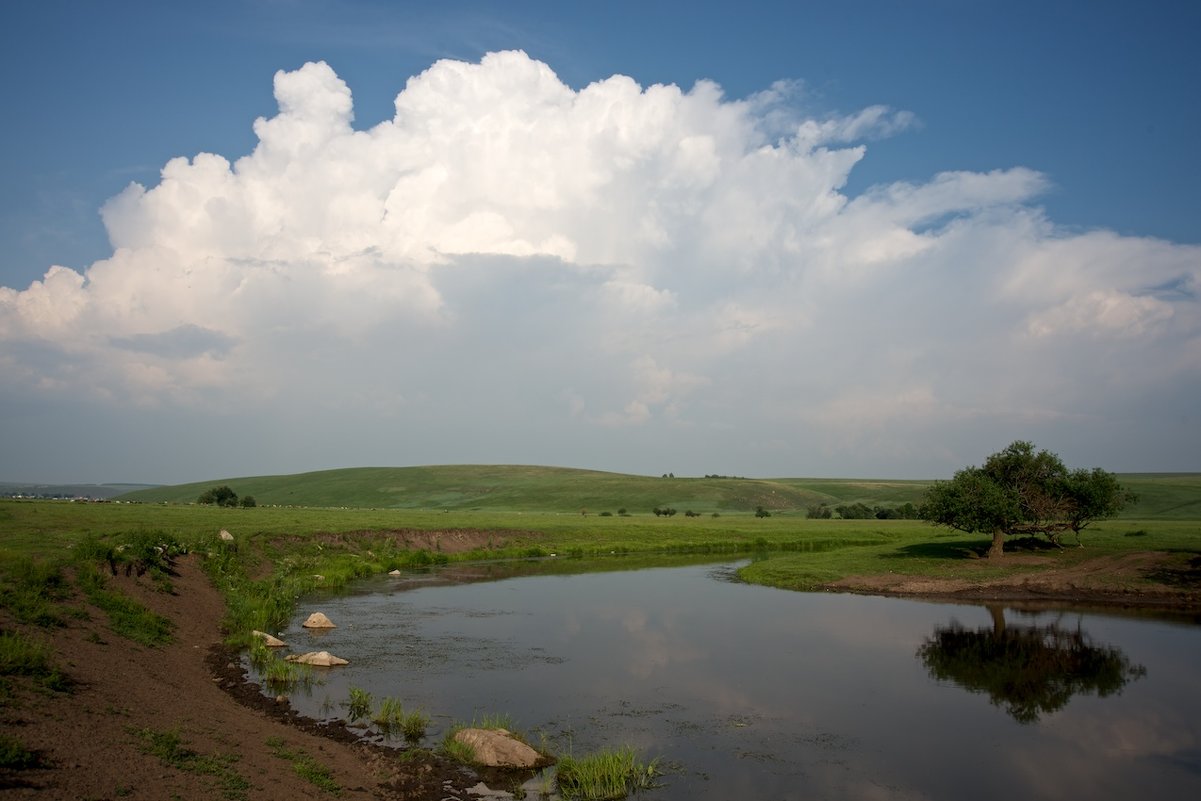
197, 485, 239, 508
921, 441, 1133, 558
239, 495, 257, 508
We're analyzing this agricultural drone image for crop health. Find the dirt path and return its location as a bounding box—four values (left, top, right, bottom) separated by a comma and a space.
0, 555, 481, 800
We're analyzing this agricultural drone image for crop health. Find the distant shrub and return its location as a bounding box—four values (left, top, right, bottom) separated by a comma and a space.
835, 502, 874, 520
239, 495, 257, 508
754, 506, 771, 518
599, 511, 613, 517
806, 504, 832, 519
197, 486, 238, 507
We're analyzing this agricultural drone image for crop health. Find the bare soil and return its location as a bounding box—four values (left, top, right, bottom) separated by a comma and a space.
0, 555, 493, 800
827, 550, 1201, 611
3, 548, 1199, 799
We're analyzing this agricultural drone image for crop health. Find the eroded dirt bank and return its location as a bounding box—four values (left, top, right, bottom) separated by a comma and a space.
0, 554, 488, 800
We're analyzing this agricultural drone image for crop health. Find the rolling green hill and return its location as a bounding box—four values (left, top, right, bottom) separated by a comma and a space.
113, 465, 1200, 518
115, 465, 932, 513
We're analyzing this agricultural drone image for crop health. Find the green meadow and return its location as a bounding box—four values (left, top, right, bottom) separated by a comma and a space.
2, 466, 1199, 643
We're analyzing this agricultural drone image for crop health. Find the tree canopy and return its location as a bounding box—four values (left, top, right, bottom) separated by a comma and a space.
197, 485, 239, 507
921, 441, 1135, 558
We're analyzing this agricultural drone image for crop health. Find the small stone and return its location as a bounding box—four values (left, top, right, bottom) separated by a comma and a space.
219, 529, 234, 541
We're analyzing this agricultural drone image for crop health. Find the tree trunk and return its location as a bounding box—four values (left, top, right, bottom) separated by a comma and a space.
987, 529, 1006, 558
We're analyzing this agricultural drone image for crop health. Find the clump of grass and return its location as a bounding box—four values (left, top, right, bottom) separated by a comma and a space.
555, 745, 660, 801
372, 696, 429, 742
472, 712, 516, 731
247, 640, 312, 693
440, 732, 476, 764
401, 708, 430, 742
0, 629, 71, 692
0, 733, 41, 769
0, 553, 68, 627
345, 686, 372, 721
75, 564, 174, 647
266, 736, 341, 795
131, 726, 250, 801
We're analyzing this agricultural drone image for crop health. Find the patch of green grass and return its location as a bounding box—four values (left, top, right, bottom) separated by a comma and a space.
266, 736, 341, 795
0, 733, 41, 769
440, 733, 476, 764
131, 727, 250, 801
372, 696, 429, 742
0, 629, 71, 692
76, 565, 173, 647
555, 745, 660, 800
247, 640, 313, 693
0, 552, 69, 627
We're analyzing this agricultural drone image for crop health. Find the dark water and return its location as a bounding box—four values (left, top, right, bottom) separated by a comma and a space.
270, 557, 1201, 800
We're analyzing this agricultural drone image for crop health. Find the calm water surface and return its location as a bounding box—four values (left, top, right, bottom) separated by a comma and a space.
271, 557, 1201, 800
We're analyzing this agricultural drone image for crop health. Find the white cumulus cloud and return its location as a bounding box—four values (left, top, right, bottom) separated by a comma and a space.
1, 51, 1199, 479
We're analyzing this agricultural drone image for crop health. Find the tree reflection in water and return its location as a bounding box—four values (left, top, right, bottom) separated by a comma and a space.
917, 606, 1147, 723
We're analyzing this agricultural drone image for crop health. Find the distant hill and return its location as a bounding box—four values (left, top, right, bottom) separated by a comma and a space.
1, 482, 160, 500
111, 466, 1199, 518
112, 465, 932, 513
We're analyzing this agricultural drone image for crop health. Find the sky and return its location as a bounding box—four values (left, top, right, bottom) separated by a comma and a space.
1, 0, 1199, 485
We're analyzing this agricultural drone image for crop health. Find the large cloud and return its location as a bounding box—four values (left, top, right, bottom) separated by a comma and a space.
2, 51, 1198, 477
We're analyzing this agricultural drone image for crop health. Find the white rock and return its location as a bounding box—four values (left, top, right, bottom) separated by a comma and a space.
302, 612, 336, 628
453, 728, 542, 768
284, 650, 349, 666
219, 530, 234, 541
252, 630, 286, 647
388, 569, 403, 576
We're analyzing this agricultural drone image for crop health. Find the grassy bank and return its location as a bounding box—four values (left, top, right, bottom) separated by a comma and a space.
3, 496, 1199, 634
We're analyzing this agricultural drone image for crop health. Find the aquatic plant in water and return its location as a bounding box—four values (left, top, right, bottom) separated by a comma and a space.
555, 745, 660, 800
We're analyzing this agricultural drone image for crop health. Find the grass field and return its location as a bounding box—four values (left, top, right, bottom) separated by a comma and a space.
3, 466, 1199, 645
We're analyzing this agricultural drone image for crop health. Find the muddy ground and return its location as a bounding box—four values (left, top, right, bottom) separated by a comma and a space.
3, 548, 1199, 799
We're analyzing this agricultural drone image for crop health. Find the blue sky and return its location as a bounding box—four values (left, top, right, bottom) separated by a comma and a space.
1, 0, 1198, 484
